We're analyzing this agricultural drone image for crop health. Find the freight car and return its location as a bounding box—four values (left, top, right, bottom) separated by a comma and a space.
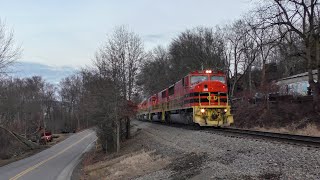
138, 70, 233, 127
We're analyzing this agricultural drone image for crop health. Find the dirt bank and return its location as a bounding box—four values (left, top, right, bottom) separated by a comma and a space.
233, 101, 320, 136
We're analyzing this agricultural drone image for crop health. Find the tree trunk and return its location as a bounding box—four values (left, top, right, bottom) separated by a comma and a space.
307, 44, 318, 111
116, 122, 120, 153
231, 49, 238, 98
126, 117, 130, 139
261, 62, 266, 87
248, 64, 252, 94
231, 78, 237, 98
315, 39, 320, 112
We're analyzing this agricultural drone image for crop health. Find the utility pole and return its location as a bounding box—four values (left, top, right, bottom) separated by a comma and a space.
112, 89, 120, 153
248, 64, 252, 94
77, 115, 80, 131
115, 103, 120, 153
116, 121, 120, 153
43, 112, 47, 144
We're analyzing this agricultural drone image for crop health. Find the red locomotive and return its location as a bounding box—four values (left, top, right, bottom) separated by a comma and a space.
138, 70, 234, 127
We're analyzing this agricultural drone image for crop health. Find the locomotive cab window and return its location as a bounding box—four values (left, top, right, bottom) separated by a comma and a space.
168, 85, 174, 96
211, 76, 226, 84
191, 75, 208, 84
183, 76, 189, 87
161, 90, 167, 98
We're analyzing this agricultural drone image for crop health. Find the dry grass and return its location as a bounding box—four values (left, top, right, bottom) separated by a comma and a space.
83, 150, 170, 180
253, 123, 320, 137
295, 124, 320, 137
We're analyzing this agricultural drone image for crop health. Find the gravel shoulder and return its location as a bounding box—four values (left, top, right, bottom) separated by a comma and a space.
82, 120, 320, 180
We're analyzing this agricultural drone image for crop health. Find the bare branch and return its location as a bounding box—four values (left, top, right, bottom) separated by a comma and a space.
0, 19, 21, 74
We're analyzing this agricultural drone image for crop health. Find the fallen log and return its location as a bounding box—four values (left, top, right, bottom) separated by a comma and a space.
0, 125, 39, 149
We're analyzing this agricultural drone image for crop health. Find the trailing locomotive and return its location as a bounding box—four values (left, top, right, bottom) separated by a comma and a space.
138, 70, 233, 127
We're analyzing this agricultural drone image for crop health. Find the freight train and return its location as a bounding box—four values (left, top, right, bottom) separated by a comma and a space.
137, 70, 233, 127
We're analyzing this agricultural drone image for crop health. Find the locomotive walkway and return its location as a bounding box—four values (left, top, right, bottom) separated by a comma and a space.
0, 129, 97, 180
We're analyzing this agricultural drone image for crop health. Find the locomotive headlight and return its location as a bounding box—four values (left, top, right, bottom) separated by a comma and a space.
224, 109, 228, 113
200, 108, 206, 113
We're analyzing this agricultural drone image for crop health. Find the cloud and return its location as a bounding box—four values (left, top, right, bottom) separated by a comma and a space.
143, 33, 170, 43
8, 61, 76, 84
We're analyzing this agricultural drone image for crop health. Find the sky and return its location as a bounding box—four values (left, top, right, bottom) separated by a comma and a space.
0, 0, 255, 68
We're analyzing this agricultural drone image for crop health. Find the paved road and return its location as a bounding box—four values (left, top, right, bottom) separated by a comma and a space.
0, 129, 97, 180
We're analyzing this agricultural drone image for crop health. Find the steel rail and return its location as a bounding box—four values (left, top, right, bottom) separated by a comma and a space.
137, 119, 320, 147
210, 127, 320, 147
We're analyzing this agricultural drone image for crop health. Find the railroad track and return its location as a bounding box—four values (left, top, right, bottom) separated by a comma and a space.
207, 127, 320, 148
137, 119, 320, 148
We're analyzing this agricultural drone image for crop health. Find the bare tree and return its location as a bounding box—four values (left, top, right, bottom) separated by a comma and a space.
0, 76, 66, 138
169, 27, 227, 80
92, 26, 145, 152
240, 25, 259, 94
137, 46, 171, 96
258, 0, 320, 110
0, 19, 21, 73
276, 28, 306, 76
59, 75, 83, 130
246, 12, 278, 87
225, 20, 248, 97
96, 26, 145, 101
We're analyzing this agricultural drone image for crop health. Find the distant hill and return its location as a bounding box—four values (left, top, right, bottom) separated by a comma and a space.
8, 62, 76, 84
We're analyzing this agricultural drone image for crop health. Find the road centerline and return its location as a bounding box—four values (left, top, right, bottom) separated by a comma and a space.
9, 132, 93, 180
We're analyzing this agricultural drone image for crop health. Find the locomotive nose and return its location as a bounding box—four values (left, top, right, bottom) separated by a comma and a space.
195, 81, 226, 92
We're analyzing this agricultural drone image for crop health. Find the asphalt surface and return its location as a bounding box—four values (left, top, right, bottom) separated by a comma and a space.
0, 129, 97, 180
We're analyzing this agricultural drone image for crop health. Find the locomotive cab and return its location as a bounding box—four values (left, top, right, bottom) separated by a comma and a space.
188, 70, 233, 127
